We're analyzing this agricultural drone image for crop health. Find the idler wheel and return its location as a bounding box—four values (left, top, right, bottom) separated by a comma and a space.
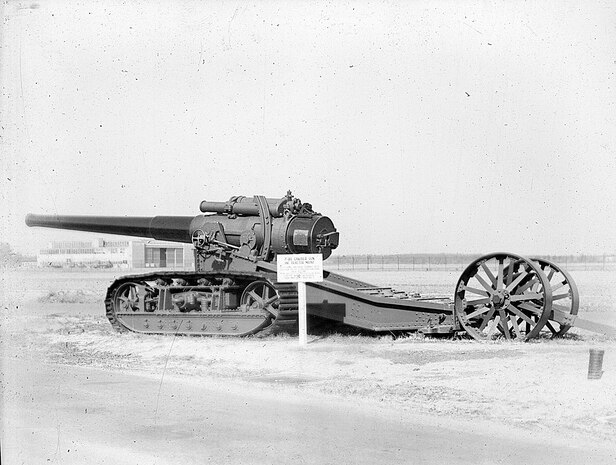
113, 281, 157, 313
455, 253, 552, 341
241, 280, 280, 319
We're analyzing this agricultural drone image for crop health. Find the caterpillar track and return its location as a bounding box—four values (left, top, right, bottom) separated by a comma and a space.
104, 271, 299, 337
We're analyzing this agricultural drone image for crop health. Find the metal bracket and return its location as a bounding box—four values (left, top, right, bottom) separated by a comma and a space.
192, 222, 238, 268
316, 231, 340, 251
201, 223, 228, 248
254, 195, 272, 261
552, 307, 578, 326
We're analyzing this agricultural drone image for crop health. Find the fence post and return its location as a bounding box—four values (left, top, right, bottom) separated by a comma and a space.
603, 254, 606, 271
367, 255, 370, 270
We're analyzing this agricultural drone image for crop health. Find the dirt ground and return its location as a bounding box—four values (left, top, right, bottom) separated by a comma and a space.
1, 268, 616, 462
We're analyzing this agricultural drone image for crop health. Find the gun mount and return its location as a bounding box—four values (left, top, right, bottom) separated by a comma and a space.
26, 191, 339, 264
192, 192, 339, 265
26, 192, 614, 341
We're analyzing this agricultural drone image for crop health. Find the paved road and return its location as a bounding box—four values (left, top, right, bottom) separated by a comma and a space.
1, 356, 614, 465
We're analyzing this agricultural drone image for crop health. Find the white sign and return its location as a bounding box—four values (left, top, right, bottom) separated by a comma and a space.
276, 254, 324, 346
277, 254, 323, 283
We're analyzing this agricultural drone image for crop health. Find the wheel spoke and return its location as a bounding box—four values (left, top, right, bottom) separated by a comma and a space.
552, 293, 570, 301
510, 292, 543, 302
551, 282, 567, 293
248, 290, 262, 304
497, 259, 504, 291
552, 303, 573, 314
545, 321, 558, 335
505, 260, 515, 287
466, 297, 491, 307
463, 286, 490, 297
481, 263, 497, 286
517, 302, 542, 315
511, 315, 523, 338
498, 309, 511, 340
505, 269, 528, 293
515, 278, 538, 294
478, 307, 496, 331
465, 305, 492, 320
507, 304, 535, 325
475, 274, 495, 294
486, 316, 499, 337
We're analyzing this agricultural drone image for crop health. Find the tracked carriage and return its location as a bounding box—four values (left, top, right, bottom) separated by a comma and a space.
104, 271, 298, 336
26, 192, 616, 341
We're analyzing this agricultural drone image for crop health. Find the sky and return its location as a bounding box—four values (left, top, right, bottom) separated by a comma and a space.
1, 0, 615, 257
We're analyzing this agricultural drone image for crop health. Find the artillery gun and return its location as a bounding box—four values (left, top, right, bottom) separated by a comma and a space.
26, 192, 615, 341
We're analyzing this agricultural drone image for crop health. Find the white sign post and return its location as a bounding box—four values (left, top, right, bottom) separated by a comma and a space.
277, 254, 323, 346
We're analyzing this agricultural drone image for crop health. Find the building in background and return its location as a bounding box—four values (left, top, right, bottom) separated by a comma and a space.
37, 238, 195, 269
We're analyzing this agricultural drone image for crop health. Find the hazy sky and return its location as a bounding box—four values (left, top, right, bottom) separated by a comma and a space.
1, 0, 615, 256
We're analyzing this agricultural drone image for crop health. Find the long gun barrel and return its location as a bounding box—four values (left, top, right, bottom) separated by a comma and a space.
25, 192, 340, 260
25, 214, 194, 243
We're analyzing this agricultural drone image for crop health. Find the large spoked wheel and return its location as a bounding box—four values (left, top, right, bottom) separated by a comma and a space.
530, 258, 579, 338
241, 281, 280, 320
455, 253, 553, 341
113, 282, 157, 313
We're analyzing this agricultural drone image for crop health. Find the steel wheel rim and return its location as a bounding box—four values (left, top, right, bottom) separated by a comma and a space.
531, 258, 579, 338
455, 253, 553, 341
241, 281, 280, 319
113, 282, 157, 313
114, 282, 142, 312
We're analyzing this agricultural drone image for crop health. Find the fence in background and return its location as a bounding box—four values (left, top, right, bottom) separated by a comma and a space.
331, 254, 616, 272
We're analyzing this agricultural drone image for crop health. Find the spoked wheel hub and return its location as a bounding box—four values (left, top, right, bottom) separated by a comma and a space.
490, 290, 510, 308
